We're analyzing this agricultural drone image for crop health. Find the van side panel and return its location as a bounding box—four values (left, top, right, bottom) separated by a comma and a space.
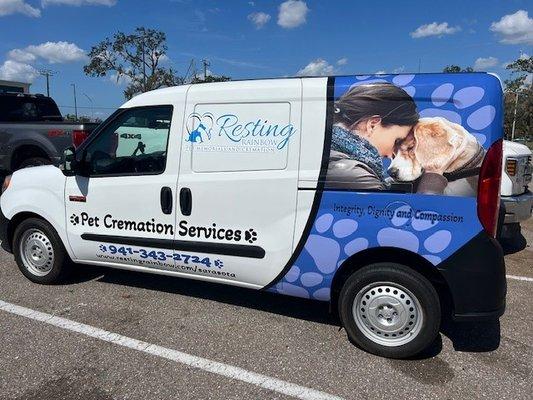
268, 73, 504, 305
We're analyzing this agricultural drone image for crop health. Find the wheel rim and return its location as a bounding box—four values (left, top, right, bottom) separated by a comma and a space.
352, 282, 423, 347
19, 228, 54, 277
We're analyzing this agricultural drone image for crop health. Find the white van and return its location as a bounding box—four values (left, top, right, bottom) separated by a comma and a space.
0, 73, 506, 358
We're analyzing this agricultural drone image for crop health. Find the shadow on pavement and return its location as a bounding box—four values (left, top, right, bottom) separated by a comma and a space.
68, 264, 501, 358
70, 264, 336, 326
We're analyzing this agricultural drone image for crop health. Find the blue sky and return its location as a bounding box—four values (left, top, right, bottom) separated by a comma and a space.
0, 0, 531, 119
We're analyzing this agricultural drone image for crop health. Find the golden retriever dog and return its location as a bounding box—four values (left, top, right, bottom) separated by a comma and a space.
388, 117, 484, 196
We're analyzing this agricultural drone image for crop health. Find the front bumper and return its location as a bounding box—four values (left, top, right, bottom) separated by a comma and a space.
437, 231, 506, 322
0, 206, 11, 253
502, 191, 533, 224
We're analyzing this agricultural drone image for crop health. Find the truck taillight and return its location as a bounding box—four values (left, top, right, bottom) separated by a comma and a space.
72, 130, 88, 148
505, 158, 517, 176
477, 139, 503, 238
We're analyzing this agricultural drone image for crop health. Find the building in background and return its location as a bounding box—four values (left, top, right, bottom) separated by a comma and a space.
0, 80, 30, 94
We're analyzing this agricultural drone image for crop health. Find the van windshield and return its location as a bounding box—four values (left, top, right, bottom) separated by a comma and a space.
0, 96, 63, 122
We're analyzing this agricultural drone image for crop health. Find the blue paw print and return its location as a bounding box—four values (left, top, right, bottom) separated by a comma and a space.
214, 259, 224, 269
99, 244, 107, 252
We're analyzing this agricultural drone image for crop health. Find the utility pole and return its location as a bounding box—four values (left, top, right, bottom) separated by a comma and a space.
202, 59, 210, 80
71, 84, 78, 121
511, 91, 519, 141
39, 69, 56, 97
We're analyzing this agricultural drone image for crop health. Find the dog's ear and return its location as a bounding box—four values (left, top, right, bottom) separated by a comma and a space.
413, 119, 455, 172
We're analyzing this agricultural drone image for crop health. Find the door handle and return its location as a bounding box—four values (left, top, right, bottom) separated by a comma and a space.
160, 187, 173, 214
180, 188, 192, 216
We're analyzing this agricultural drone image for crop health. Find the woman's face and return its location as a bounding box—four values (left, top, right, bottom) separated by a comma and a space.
353, 117, 413, 158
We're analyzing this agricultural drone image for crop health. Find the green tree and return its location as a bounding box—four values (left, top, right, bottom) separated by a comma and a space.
84, 27, 184, 99
503, 55, 532, 140
64, 114, 96, 123
443, 65, 474, 73
190, 74, 231, 84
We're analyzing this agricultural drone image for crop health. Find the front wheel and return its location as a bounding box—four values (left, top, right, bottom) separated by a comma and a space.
339, 263, 440, 359
13, 218, 70, 284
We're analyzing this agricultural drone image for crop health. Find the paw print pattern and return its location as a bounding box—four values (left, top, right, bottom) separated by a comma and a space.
271, 193, 482, 302
99, 244, 107, 252
70, 214, 79, 225
214, 259, 224, 269
245, 229, 257, 243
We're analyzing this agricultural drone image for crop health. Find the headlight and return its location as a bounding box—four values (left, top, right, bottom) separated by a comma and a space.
2, 175, 11, 193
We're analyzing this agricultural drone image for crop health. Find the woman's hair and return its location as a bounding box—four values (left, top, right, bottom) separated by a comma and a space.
334, 83, 419, 127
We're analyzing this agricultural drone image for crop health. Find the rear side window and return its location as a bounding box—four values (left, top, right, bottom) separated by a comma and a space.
0, 96, 62, 122
83, 106, 172, 176
187, 102, 294, 172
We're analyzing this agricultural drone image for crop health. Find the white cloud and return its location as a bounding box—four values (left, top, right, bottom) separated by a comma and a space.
474, 56, 499, 71
336, 57, 348, 66
0, 0, 41, 17
41, 0, 117, 6
297, 58, 335, 76
490, 10, 533, 45
248, 12, 271, 29
9, 41, 87, 64
0, 60, 39, 82
375, 70, 387, 74
8, 48, 37, 63
410, 22, 460, 38
278, 0, 308, 29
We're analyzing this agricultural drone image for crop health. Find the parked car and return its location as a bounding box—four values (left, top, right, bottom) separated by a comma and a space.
0, 93, 98, 172
0, 73, 506, 359
499, 140, 532, 239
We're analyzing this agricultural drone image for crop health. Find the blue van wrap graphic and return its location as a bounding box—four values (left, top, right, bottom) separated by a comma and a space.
269, 192, 482, 301
268, 73, 502, 301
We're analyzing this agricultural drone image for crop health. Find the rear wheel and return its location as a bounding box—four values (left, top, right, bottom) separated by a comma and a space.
13, 218, 70, 284
339, 263, 440, 359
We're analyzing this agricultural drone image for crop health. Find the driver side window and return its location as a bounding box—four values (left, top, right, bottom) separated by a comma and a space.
84, 106, 172, 176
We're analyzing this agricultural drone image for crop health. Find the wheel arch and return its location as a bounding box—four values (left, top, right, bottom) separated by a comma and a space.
10, 144, 52, 171
330, 247, 453, 318
7, 211, 48, 251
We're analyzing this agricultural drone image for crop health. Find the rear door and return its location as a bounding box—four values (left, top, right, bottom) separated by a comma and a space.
174, 79, 302, 287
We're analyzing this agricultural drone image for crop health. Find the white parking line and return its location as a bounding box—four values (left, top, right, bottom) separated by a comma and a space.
0, 300, 343, 400
506, 274, 533, 282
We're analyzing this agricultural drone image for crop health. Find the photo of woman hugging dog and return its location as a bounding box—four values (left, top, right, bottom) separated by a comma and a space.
326, 82, 485, 197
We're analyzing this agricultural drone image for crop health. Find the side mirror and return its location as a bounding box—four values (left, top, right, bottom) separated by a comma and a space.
60, 146, 77, 176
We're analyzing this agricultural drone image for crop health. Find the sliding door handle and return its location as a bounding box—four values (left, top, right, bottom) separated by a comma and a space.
180, 187, 192, 216
160, 187, 173, 214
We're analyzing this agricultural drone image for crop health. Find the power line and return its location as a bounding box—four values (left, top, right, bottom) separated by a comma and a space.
38, 69, 57, 97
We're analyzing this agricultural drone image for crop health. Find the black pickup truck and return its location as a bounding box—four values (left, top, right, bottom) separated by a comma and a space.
0, 93, 99, 171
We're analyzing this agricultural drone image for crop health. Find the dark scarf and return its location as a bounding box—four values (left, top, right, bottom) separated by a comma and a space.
331, 125, 385, 180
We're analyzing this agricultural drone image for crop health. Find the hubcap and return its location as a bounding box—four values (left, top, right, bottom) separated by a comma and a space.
352, 282, 423, 347
19, 229, 54, 277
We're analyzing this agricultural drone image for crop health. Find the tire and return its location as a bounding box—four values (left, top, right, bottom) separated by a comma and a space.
18, 157, 51, 169
13, 218, 70, 284
338, 263, 440, 359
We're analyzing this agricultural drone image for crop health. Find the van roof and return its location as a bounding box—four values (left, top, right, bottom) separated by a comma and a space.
121, 71, 497, 109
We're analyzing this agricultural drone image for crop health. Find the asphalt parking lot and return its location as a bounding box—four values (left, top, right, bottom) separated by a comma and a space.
0, 221, 531, 400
